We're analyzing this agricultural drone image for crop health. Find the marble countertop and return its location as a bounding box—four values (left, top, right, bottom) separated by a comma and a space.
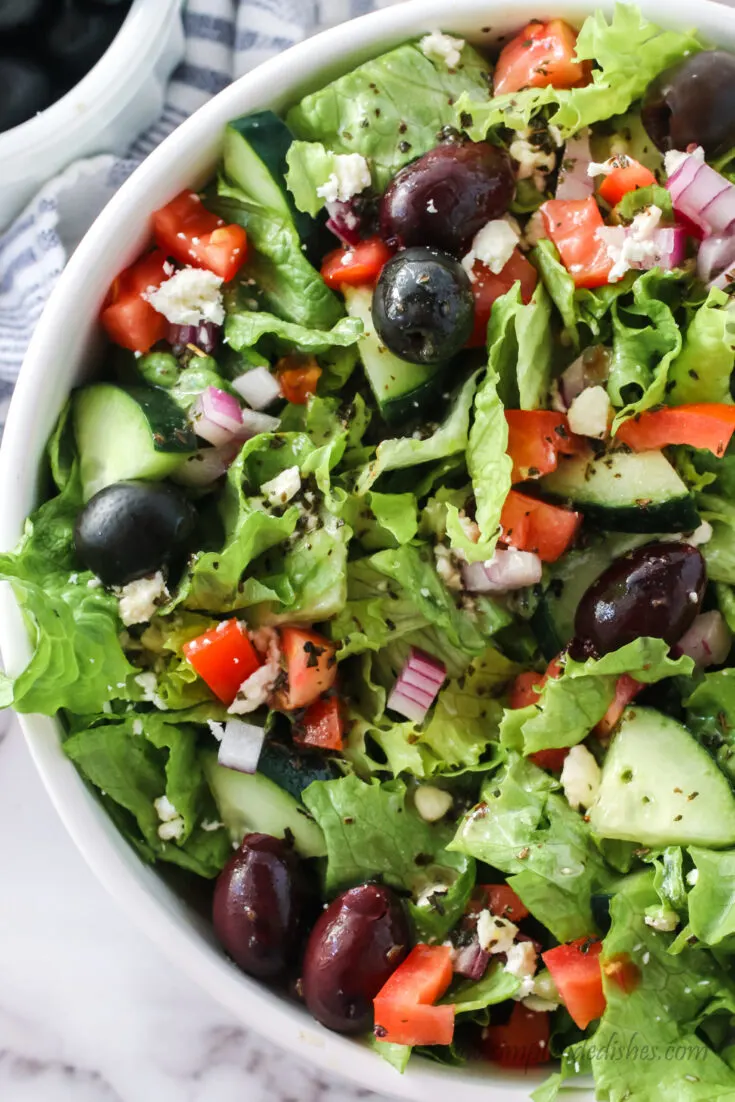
0, 714, 385, 1102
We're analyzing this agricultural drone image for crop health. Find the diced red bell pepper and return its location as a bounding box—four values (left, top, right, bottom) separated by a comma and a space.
595, 674, 642, 738
274, 627, 337, 710
153, 190, 248, 281
183, 619, 262, 705
505, 410, 587, 482
467, 249, 538, 348
500, 490, 582, 563
542, 937, 605, 1030
483, 1004, 551, 1069
494, 19, 590, 96
373, 944, 454, 1047
540, 198, 613, 289
481, 883, 530, 922
100, 248, 171, 352
320, 236, 392, 289
295, 695, 344, 751
597, 157, 657, 206
276, 354, 322, 405
615, 404, 735, 458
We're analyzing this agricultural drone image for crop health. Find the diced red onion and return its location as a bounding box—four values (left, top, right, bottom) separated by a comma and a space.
462, 549, 543, 594
648, 226, 687, 270
697, 234, 735, 285
168, 321, 220, 355
217, 719, 265, 774
667, 153, 735, 236
454, 939, 490, 981
325, 199, 363, 246
387, 647, 446, 723
710, 263, 735, 292
232, 367, 283, 410
556, 132, 594, 201
672, 611, 732, 668
190, 386, 244, 446
173, 442, 240, 487
236, 407, 281, 440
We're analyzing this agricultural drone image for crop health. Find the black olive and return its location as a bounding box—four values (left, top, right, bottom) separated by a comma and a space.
642, 50, 735, 157
43, 0, 126, 85
74, 480, 197, 587
0, 57, 53, 131
371, 246, 474, 364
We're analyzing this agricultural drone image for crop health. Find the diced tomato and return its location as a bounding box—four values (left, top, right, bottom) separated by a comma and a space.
295, 695, 344, 751
597, 157, 657, 207
481, 884, 530, 922
615, 404, 735, 458
483, 1004, 551, 1069
494, 19, 589, 96
320, 236, 392, 289
505, 410, 587, 482
183, 619, 262, 706
277, 354, 322, 405
540, 198, 613, 289
467, 250, 538, 347
500, 490, 582, 563
275, 627, 337, 710
595, 674, 642, 738
100, 248, 171, 352
542, 937, 605, 1030
153, 190, 248, 280
373, 945, 454, 1047
508, 669, 545, 709
508, 657, 569, 769
602, 953, 641, 995
530, 747, 570, 772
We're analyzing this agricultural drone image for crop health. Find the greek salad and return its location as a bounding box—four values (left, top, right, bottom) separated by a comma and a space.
5, 5, 735, 1096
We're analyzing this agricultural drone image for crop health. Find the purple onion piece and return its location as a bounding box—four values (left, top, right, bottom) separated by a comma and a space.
325, 199, 363, 246
169, 320, 220, 355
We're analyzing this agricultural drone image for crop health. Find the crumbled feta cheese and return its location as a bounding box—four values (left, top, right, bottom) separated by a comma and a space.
414, 785, 453, 822
509, 129, 557, 190
644, 907, 679, 932
505, 941, 537, 980
201, 819, 225, 832
427, 199, 438, 214
117, 571, 168, 626
228, 629, 281, 715
158, 817, 185, 841
686, 868, 699, 886
477, 910, 518, 954
87, 577, 102, 588
419, 29, 465, 69
154, 795, 179, 822
462, 218, 520, 278
434, 544, 463, 591
587, 153, 632, 178
145, 267, 224, 326
567, 385, 611, 440
316, 153, 371, 204
664, 146, 704, 178
688, 520, 713, 547
131, 719, 143, 736
207, 720, 225, 741
597, 204, 664, 282
260, 465, 301, 506
134, 670, 168, 711
561, 744, 602, 811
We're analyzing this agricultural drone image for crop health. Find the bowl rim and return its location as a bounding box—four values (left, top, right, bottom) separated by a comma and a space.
2, 0, 735, 1097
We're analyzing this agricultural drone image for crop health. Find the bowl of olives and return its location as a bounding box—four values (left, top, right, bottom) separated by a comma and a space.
0, 0, 185, 229
2, 0, 735, 1100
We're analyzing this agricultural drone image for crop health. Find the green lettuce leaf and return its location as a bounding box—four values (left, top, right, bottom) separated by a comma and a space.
450, 755, 613, 940
225, 310, 362, 357
615, 184, 674, 223
457, 5, 700, 140
685, 667, 735, 783
697, 494, 735, 585
687, 847, 735, 947
447, 961, 520, 1015
302, 774, 475, 939
668, 288, 735, 406
285, 42, 493, 194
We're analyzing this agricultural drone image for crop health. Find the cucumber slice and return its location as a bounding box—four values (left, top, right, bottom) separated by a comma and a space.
589, 707, 735, 848
258, 740, 339, 801
343, 285, 447, 424
73, 383, 196, 502
541, 449, 699, 533
203, 750, 327, 858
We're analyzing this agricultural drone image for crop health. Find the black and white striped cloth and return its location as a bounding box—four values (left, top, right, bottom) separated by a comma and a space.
0, 0, 401, 431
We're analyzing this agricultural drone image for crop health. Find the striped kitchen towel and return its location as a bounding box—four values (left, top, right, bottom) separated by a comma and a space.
0, 0, 404, 431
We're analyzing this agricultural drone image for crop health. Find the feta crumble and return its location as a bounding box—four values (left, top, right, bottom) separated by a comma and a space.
145, 267, 224, 326
154, 795, 185, 841
644, 907, 679, 932
561, 744, 601, 811
414, 785, 453, 822
504, 940, 538, 996
686, 868, 699, 886
461, 218, 519, 278
434, 543, 463, 591
597, 205, 663, 283
587, 153, 632, 177
201, 819, 225, 832
154, 795, 179, 822
316, 153, 371, 204
117, 571, 168, 626
260, 465, 301, 507
509, 128, 557, 191
419, 30, 465, 69
688, 520, 713, 547
477, 910, 518, 954
228, 629, 281, 715
567, 385, 611, 440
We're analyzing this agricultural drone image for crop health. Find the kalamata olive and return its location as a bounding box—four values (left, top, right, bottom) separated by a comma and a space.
44, 0, 125, 84
372, 246, 474, 364
302, 884, 411, 1034
74, 480, 197, 587
380, 141, 516, 256
642, 51, 735, 157
213, 833, 310, 979
0, 57, 53, 131
574, 542, 706, 656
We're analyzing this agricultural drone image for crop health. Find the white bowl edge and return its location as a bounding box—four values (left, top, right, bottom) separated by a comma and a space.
2, 1, 735, 1097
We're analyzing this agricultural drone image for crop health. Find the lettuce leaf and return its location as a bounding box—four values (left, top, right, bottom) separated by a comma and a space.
668, 288, 735, 406
302, 774, 475, 939
225, 310, 362, 356
697, 493, 735, 585
687, 847, 735, 947
457, 5, 700, 140
685, 667, 735, 783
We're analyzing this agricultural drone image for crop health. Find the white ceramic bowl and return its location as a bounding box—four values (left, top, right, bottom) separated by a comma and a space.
1, 1, 733, 1098
0, 0, 184, 230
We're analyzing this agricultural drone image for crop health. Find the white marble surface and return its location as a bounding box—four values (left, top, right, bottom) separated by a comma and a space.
0, 714, 385, 1102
